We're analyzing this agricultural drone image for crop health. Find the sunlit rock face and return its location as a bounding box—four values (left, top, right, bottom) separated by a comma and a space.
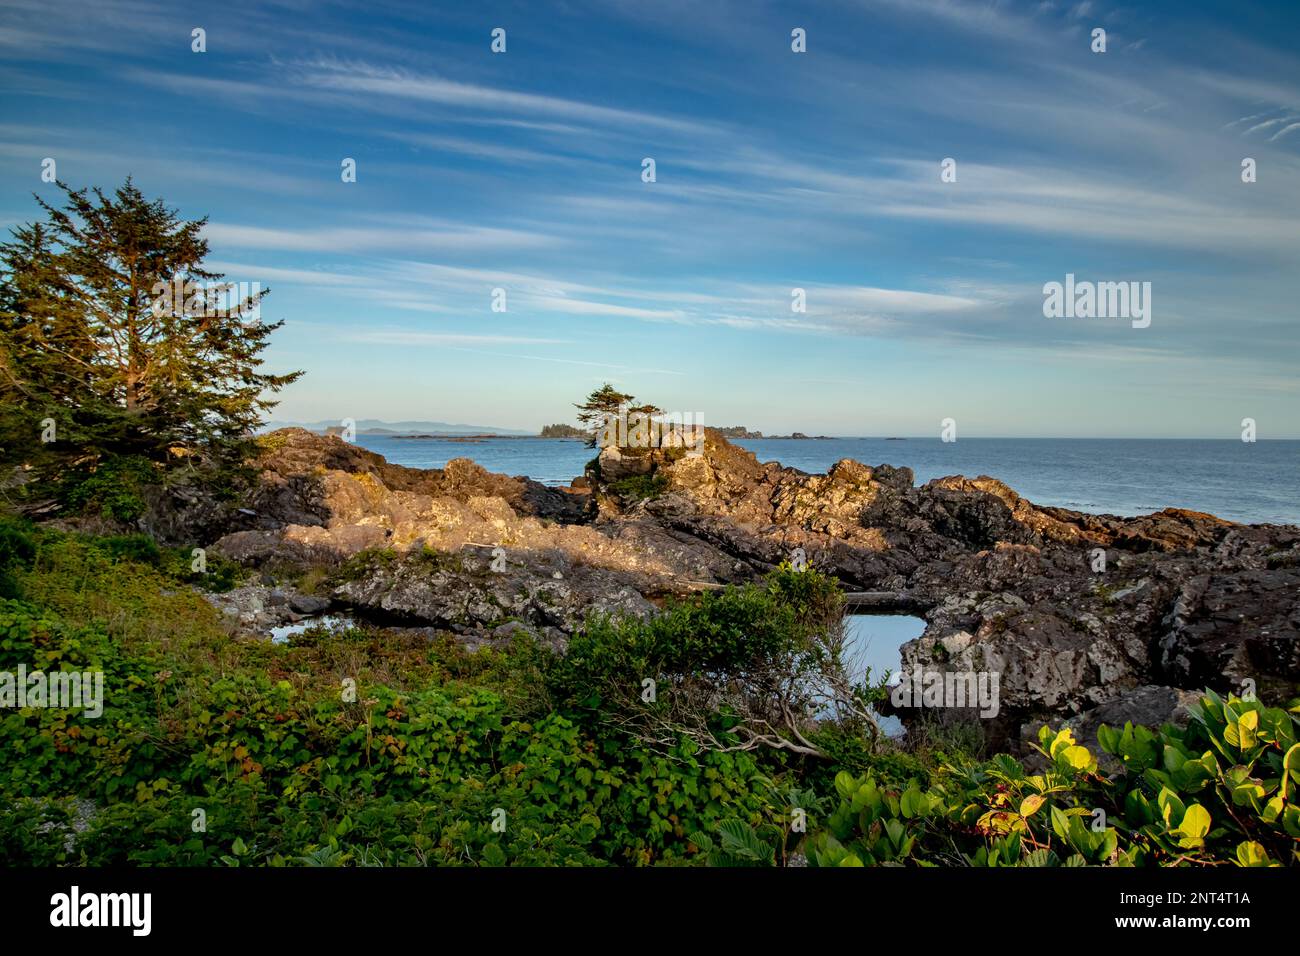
192, 426, 1298, 751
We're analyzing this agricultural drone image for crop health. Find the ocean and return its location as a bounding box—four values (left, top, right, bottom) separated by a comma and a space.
351, 435, 1300, 526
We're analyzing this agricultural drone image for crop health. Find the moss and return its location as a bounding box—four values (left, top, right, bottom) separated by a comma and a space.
1093, 580, 1126, 603
413, 546, 466, 573
1264, 548, 1300, 570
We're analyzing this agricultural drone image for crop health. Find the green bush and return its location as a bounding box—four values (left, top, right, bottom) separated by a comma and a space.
550, 569, 839, 711
0, 797, 74, 866
805, 704, 1300, 867
1, 526, 1294, 868
61, 455, 157, 522
97, 534, 162, 565
0, 516, 36, 598
608, 472, 669, 501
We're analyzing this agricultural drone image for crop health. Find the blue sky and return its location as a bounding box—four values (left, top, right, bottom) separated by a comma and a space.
2, 0, 1298, 437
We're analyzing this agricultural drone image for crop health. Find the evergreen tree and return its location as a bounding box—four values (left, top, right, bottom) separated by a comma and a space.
0, 179, 301, 505
574, 382, 634, 448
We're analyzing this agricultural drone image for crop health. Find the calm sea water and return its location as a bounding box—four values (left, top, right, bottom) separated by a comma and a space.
352, 435, 1300, 525
842, 614, 927, 736
843, 615, 926, 686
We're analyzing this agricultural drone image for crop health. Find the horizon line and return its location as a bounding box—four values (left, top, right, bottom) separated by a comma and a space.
266, 421, 1300, 442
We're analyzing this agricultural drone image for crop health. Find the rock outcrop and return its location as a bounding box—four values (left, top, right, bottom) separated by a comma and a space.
191, 426, 1298, 752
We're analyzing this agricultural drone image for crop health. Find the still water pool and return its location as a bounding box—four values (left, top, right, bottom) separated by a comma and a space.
840, 613, 927, 737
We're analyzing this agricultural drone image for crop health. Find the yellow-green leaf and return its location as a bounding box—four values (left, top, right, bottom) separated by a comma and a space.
1020, 794, 1045, 817
1179, 803, 1211, 839
1235, 841, 1271, 867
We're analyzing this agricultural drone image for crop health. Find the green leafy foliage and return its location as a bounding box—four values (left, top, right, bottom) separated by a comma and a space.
1, 523, 1295, 868
60, 456, 156, 522
805, 717, 1300, 867
0, 516, 36, 598
0, 526, 773, 866
607, 472, 670, 501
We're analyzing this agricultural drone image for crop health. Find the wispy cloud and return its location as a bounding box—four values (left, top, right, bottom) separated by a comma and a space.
285, 57, 713, 136
342, 331, 569, 347
5, 0, 1298, 434
203, 222, 558, 254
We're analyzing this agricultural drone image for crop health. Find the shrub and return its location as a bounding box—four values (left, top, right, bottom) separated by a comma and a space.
96, 534, 162, 565
806, 699, 1300, 867
0, 516, 36, 598
60, 455, 157, 522
0, 797, 74, 866
1, 528, 1294, 868
608, 473, 669, 501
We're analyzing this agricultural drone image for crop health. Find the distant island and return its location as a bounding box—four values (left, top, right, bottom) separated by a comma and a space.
270, 418, 532, 437
541, 423, 839, 440
539, 423, 588, 439
392, 434, 487, 442
302, 420, 848, 441
719, 427, 837, 440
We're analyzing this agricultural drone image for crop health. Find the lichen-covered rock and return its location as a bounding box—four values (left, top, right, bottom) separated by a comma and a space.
202, 582, 333, 636
331, 546, 656, 634
194, 426, 1297, 748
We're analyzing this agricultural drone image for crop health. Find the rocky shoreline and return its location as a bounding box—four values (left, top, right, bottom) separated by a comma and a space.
156, 427, 1298, 753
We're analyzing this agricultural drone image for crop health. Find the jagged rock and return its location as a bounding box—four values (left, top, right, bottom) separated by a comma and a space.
331, 547, 655, 633
201, 583, 332, 636
187, 425, 1297, 749
289, 593, 331, 615
1157, 566, 1300, 699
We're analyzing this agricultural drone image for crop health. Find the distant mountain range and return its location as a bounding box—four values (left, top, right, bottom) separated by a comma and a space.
264, 418, 532, 436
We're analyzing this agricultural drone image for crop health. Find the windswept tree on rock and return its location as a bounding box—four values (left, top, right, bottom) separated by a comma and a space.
573, 382, 663, 448
574, 382, 632, 446
0, 179, 301, 512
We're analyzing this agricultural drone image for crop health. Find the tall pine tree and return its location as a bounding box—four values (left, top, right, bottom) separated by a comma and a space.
0, 179, 301, 506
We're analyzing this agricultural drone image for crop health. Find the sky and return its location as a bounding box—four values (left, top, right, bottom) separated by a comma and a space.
1, 0, 1298, 437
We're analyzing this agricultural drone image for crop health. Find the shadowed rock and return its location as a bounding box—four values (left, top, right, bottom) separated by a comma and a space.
189, 425, 1297, 749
